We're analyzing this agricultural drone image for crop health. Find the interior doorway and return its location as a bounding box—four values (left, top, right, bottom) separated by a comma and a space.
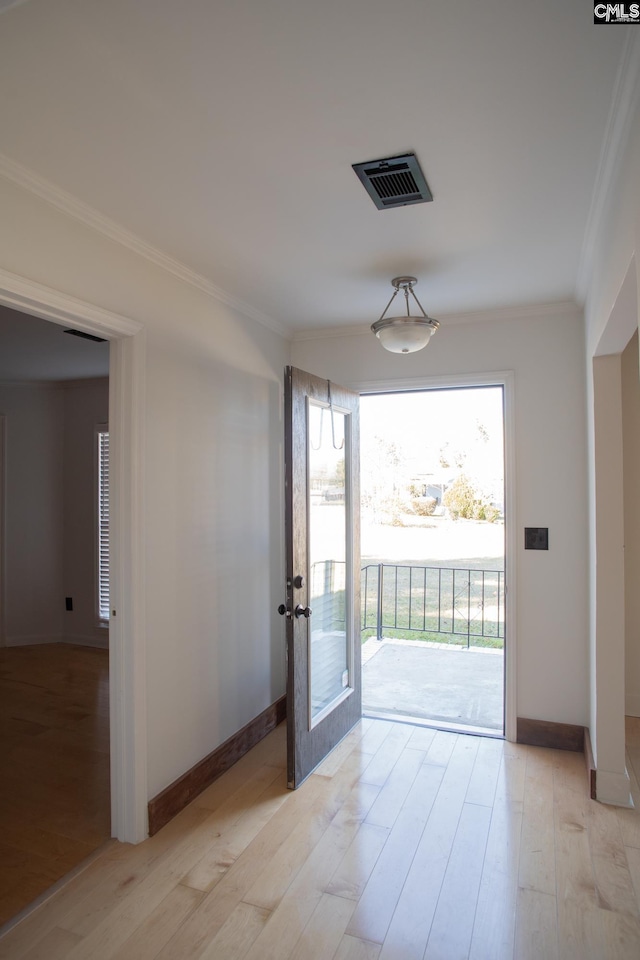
0, 308, 111, 926
359, 385, 506, 736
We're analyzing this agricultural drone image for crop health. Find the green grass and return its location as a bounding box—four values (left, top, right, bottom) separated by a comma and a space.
360, 627, 503, 649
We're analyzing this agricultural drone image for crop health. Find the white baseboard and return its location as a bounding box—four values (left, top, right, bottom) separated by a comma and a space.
626, 694, 640, 718
4, 635, 62, 647
596, 767, 634, 808
64, 634, 109, 650
3, 634, 109, 649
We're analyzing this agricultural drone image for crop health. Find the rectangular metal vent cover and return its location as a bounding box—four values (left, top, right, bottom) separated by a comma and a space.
352, 153, 433, 209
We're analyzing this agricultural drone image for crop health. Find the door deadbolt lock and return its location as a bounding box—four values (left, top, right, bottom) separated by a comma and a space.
293, 575, 305, 589
294, 604, 312, 619
277, 603, 292, 619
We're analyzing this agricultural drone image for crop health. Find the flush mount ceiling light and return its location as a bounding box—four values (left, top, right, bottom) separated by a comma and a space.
371, 277, 439, 354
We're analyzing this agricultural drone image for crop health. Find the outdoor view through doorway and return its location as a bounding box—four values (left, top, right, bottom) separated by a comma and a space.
360, 387, 505, 735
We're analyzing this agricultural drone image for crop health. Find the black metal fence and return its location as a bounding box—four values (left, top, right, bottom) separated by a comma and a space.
361, 563, 504, 648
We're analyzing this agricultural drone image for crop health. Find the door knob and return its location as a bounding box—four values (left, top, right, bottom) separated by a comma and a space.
294, 604, 312, 619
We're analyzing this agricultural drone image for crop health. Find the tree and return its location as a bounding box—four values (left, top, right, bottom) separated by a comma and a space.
443, 473, 499, 521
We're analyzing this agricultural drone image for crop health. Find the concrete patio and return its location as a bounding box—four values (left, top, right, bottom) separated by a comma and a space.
361, 636, 504, 733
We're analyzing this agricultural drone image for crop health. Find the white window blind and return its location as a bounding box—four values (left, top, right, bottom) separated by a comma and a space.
98, 430, 110, 621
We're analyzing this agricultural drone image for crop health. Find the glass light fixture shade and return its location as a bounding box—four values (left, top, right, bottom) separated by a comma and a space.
370, 316, 439, 354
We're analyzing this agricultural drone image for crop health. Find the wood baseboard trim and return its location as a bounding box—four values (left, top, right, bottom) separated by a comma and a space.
583, 726, 597, 799
148, 695, 286, 836
516, 716, 585, 753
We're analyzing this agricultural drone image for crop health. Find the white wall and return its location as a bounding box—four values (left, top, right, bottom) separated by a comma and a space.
0, 382, 64, 644
144, 323, 287, 791
0, 174, 289, 801
62, 377, 109, 646
0, 377, 110, 648
293, 306, 590, 728
622, 331, 640, 717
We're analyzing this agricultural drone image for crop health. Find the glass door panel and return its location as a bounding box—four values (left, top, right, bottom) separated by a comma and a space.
307, 400, 352, 725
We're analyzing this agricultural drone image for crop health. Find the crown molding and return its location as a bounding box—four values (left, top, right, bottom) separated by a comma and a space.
0, 267, 142, 338
291, 300, 581, 342
576, 32, 640, 303
0, 153, 290, 339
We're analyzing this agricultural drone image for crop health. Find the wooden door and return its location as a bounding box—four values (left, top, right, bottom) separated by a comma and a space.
283, 366, 361, 788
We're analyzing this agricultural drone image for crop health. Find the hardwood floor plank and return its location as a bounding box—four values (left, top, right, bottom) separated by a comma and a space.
110, 884, 204, 960
333, 935, 381, 960
55, 767, 290, 959
553, 750, 608, 960
1, 824, 98, 869
0, 645, 110, 927
518, 746, 556, 896
465, 735, 503, 807
514, 887, 558, 960
374, 737, 478, 957
197, 901, 271, 960
358, 720, 395, 756
497, 749, 527, 803
241, 768, 377, 911
469, 759, 523, 960
364, 746, 425, 829
405, 724, 437, 752
587, 801, 639, 918
627, 844, 640, 908
350, 751, 457, 949
58, 806, 214, 936
325, 822, 390, 901
289, 892, 355, 960
358, 723, 414, 787
240, 781, 378, 960
56, 805, 209, 936
181, 770, 289, 892
423, 729, 458, 767
423, 801, 492, 960
595, 908, 640, 960
0, 849, 125, 959
19, 926, 83, 960
192, 750, 283, 811
153, 766, 343, 960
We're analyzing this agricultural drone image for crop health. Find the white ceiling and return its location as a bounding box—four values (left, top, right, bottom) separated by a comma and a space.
0, 0, 630, 336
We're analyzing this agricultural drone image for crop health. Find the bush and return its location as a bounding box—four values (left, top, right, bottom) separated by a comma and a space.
443, 474, 499, 521
410, 496, 437, 517
443, 475, 475, 519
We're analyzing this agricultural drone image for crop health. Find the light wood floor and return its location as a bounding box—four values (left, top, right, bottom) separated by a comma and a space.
2, 715, 640, 959
0, 643, 110, 926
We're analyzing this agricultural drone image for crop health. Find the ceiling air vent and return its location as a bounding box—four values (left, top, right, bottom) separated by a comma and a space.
352, 153, 433, 210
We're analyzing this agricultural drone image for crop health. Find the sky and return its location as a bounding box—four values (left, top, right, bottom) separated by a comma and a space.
360, 385, 505, 488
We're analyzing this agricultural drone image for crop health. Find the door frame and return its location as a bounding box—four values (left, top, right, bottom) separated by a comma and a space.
351, 370, 516, 742
0, 267, 148, 841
